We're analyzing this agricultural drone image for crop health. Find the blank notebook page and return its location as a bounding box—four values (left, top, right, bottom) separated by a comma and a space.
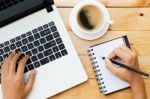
89, 37, 129, 94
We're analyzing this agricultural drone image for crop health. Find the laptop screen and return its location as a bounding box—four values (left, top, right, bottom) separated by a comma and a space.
0, 0, 48, 27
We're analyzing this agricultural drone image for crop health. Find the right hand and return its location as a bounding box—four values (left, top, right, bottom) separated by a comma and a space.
105, 45, 142, 85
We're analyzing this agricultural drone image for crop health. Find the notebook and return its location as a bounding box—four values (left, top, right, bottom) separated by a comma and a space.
88, 36, 131, 95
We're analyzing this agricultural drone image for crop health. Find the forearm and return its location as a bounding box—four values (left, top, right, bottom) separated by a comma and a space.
130, 75, 147, 99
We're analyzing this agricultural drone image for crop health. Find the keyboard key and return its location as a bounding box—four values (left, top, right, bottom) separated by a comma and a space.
44, 40, 56, 49
10, 39, 15, 43
0, 44, 4, 48
38, 26, 43, 31
40, 29, 51, 37
22, 38, 28, 45
26, 31, 32, 36
38, 46, 44, 52
34, 33, 41, 39
39, 38, 46, 44
0, 49, 4, 55
16, 41, 22, 47
24, 66, 28, 73
4, 41, 9, 46
46, 34, 53, 41
32, 29, 38, 34
28, 64, 34, 70
10, 44, 16, 50
55, 52, 62, 58
34, 61, 40, 68
58, 44, 65, 50
28, 36, 34, 42
0, 56, 3, 62
49, 55, 55, 61
33, 40, 40, 47
15, 36, 21, 41
52, 46, 59, 53
25, 51, 32, 56
31, 48, 38, 55
56, 38, 62, 44
37, 53, 44, 59
27, 43, 34, 49
43, 49, 53, 56
48, 21, 54, 26
61, 49, 68, 56
31, 56, 38, 62
4, 46, 10, 53
51, 26, 57, 32
43, 24, 48, 29
21, 34, 26, 38
21, 46, 28, 52
53, 32, 60, 38
40, 57, 49, 65
15, 48, 21, 52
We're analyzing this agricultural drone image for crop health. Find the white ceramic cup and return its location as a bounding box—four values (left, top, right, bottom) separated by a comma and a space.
69, 0, 113, 40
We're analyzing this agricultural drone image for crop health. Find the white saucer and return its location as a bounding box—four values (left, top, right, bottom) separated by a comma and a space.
69, 1, 111, 40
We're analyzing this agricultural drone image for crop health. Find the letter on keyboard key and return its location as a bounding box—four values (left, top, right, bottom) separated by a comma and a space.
31, 56, 38, 62
37, 53, 44, 59
21, 46, 28, 52
38, 46, 44, 52
27, 43, 34, 49
43, 49, 53, 56
28, 36, 34, 42
16, 41, 22, 47
31, 48, 38, 55
40, 29, 51, 37
28, 64, 34, 71
61, 49, 68, 56
25, 51, 32, 56
10, 44, 16, 50
40, 57, 49, 65
51, 26, 57, 32
56, 38, 62, 44
34, 61, 40, 68
4, 46, 10, 53
44, 40, 56, 49
55, 52, 62, 58
49, 55, 55, 61
22, 38, 28, 45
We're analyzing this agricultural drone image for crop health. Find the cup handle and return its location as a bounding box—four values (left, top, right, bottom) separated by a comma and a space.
106, 20, 114, 24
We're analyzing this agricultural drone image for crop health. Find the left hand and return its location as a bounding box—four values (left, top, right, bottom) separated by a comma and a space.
1, 52, 37, 99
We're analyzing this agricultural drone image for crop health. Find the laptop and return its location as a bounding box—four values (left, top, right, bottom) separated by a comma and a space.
0, 0, 88, 98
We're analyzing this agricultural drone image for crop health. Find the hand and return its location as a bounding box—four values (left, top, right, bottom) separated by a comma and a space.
105, 45, 140, 84
105, 45, 147, 99
1, 52, 37, 99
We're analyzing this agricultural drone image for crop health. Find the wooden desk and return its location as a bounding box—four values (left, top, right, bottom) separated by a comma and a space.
50, 0, 150, 99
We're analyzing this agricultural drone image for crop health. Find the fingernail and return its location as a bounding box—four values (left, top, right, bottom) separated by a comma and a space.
33, 69, 37, 74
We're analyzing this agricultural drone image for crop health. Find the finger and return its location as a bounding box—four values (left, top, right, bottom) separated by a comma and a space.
105, 58, 120, 76
108, 47, 127, 60
25, 70, 37, 95
119, 45, 133, 54
2, 52, 15, 76
17, 55, 29, 77
9, 52, 22, 74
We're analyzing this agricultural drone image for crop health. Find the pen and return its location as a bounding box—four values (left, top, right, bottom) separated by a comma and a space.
100, 57, 150, 78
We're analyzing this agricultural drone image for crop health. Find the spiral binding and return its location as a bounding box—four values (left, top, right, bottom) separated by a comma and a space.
88, 48, 107, 94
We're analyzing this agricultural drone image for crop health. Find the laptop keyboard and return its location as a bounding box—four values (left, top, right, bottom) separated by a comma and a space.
0, 0, 24, 11
0, 21, 68, 78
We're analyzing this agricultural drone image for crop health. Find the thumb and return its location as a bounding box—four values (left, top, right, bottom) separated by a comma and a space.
25, 69, 37, 96
105, 58, 120, 76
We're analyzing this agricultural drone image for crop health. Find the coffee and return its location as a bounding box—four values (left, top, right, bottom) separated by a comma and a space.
77, 5, 104, 32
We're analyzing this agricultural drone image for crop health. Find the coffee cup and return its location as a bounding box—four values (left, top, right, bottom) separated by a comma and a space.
69, 0, 113, 40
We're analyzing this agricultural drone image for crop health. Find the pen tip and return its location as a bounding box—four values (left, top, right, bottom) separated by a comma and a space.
100, 56, 106, 60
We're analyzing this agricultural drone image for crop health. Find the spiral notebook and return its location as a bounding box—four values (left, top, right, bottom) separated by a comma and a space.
88, 36, 130, 95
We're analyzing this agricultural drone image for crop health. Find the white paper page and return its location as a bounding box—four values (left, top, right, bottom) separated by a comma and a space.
91, 37, 129, 94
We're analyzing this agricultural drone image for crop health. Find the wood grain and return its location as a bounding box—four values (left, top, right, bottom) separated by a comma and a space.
58, 8, 150, 31
54, 0, 150, 7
